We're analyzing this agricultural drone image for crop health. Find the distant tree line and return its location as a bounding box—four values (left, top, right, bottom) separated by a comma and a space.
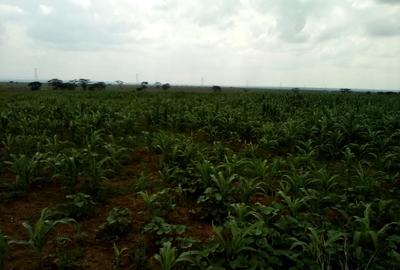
48, 79, 106, 91
25, 79, 230, 93
26, 78, 107, 91
136, 81, 171, 91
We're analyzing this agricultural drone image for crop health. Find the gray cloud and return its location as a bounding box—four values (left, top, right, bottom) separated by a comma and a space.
28, 2, 134, 50
367, 19, 400, 37
0, 0, 399, 89
375, 0, 400, 5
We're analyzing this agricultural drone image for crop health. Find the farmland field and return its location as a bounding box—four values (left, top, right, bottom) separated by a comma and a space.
0, 88, 400, 269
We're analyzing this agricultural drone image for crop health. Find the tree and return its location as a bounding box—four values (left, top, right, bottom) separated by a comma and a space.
48, 79, 64, 90
137, 81, 149, 91
212, 85, 222, 92
61, 82, 77, 90
340, 88, 351, 93
88, 82, 107, 91
162, 83, 171, 90
154, 82, 162, 89
78, 79, 91, 90
28, 81, 42, 91
115, 80, 124, 88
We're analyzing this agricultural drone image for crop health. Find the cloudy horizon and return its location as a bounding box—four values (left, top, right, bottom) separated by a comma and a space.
0, 0, 399, 90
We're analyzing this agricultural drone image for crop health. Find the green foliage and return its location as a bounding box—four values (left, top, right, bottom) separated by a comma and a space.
113, 242, 129, 269
4, 153, 43, 190
154, 242, 191, 270
28, 81, 42, 91
10, 208, 75, 254
134, 171, 151, 192
82, 150, 111, 196
52, 150, 82, 192
99, 207, 132, 240
57, 193, 95, 219
144, 216, 186, 245
138, 188, 175, 218
197, 172, 238, 220
1, 89, 400, 269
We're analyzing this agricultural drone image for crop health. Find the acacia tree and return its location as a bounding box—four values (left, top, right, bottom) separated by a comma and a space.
115, 80, 124, 88
162, 83, 171, 90
28, 81, 42, 91
137, 81, 148, 91
212, 85, 222, 92
154, 82, 162, 89
48, 79, 63, 90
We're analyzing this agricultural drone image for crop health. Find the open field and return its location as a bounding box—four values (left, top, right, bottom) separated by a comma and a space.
0, 89, 399, 269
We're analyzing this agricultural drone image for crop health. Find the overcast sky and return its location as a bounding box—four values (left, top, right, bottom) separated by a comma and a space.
0, 0, 399, 89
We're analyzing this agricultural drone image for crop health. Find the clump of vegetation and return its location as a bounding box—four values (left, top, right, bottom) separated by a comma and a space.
56, 193, 95, 220
99, 207, 132, 240
144, 216, 186, 245
112, 242, 129, 269
10, 208, 75, 257
154, 241, 191, 270
138, 188, 176, 218
28, 81, 42, 91
4, 153, 43, 190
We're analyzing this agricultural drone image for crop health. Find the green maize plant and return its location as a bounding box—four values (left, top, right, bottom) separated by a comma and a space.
112, 242, 129, 269
138, 190, 158, 216
4, 153, 43, 190
85, 129, 105, 149
245, 159, 270, 181
194, 159, 216, 190
352, 203, 399, 262
228, 203, 254, 224
313, 168, 339, 194
277, 190, 311, 216
154, 241, 191, 270
83, 150, 111, 195
52, 150, 82, 192
290, 227, 346, 269
104, 143, 128, 170
10, 208, 75, 254
237, 177, 265, 203
219, 154, 247, 176
197, 172, 238, 221
138, 188, 175, 218
212, 220, 257, 259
